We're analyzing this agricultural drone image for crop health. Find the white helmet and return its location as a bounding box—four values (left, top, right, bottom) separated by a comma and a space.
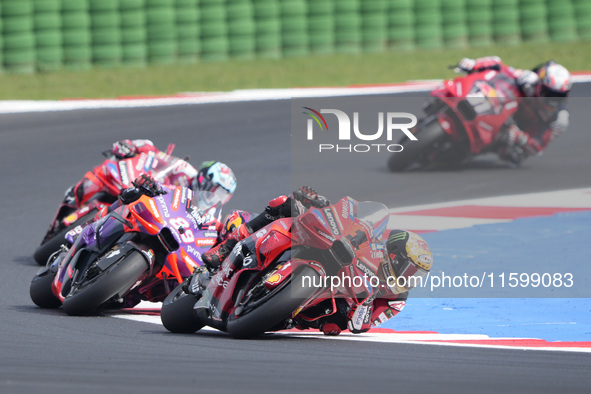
537, 61, 572, 98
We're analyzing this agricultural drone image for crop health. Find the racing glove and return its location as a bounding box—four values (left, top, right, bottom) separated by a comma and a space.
455, 56, 502, 74
112, 139, 137, 159
455, 58, 476, 74
516, 70, 539, 97
119, 174, 166, 204
132, 174, 166, 197
293, 186, 330, 210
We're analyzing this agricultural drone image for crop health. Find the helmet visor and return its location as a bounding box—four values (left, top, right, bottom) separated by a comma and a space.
211, 185, 232, 205
192, 191, 223, 212
539, 84, 568, 98
386, 255, 429, 291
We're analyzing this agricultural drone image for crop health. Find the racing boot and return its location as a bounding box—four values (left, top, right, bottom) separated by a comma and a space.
202, 238, 238, 270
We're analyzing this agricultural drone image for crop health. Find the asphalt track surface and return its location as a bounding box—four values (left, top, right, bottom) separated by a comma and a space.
2, 84, 591, 393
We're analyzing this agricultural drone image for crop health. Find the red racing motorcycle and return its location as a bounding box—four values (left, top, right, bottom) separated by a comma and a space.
34, 144, 196, 265
161, 196, 390, 339
387, 69, 522, 171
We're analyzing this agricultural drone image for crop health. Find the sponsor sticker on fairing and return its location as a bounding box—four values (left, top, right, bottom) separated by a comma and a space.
119, 161, 130, 186
185, 244, 202, 260
148, 199, 161, 219
323, 208, 340, 235
135, 153, 147, 171
316, 228, 335, 242
186, 189, 193, 209
356, 260, 376, 278
181, 249, 199, 268
255, 229, 268, 239
341, 199, 349, 219
144, 151, 155, 172
64, 213, 79, 225
312, 208, 327, 227
180, 187, 187, 205
171, 188, 182, 212
265, 273, 283, 285
155, 195, 170, 218
195, 238, 216, 247
348, 200, 356, 221
66, 225, 84, 238
107, 163, 120, 181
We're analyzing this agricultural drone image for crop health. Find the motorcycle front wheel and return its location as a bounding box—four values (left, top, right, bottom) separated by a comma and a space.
161, 282, 204, 334
387, 116, 449, 172
62, 250, 149, 316
226, 266, 320, 339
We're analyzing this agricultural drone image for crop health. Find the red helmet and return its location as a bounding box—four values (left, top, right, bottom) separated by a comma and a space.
219, 210, 251, 240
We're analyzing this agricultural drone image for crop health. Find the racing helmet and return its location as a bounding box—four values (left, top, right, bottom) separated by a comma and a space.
219, 210, 251, 240
193, 161, 237, 205
382, 230, 433, 293
536, 61, 572, 98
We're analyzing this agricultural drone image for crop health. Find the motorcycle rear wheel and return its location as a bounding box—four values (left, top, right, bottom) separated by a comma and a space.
226, 266, 320, 339
161, 283, 204, 334
34, 209, 98, 266
30, 268, 61, 309
387, 116, 449, 172
62, 250, 148, 316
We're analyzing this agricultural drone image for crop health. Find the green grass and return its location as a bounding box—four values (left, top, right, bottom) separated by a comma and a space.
1, 41, 590, 100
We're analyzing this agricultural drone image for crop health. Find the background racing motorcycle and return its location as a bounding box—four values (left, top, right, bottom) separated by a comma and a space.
34, 143, 196, 265
160, 196, 391, 339
30, 180, 222, 316
387, 68, 523, 171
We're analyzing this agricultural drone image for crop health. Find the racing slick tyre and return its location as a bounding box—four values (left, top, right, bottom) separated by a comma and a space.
30, 267, 61, 309
62, 250, 149, 316
387, 115, 449, 172
226, 266, 320, 339
161, 283, 204, 334
34, 209, 98, 266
